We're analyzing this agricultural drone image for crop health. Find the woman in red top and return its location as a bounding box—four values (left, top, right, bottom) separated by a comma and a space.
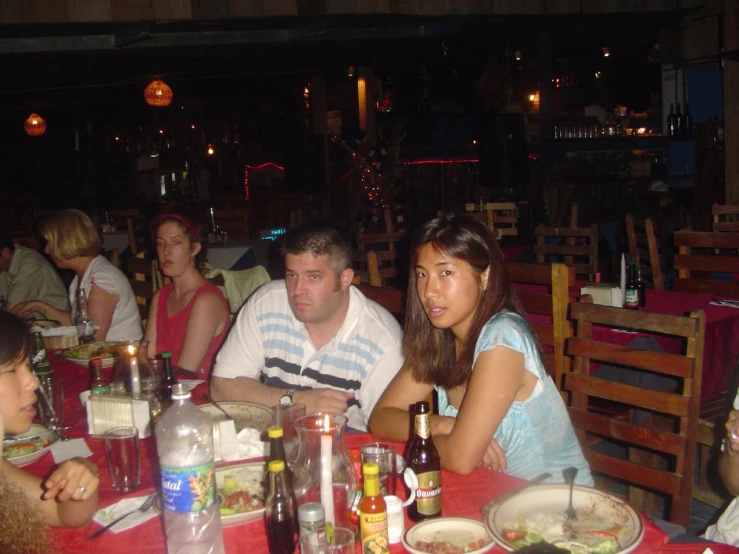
144, 210, 230, 380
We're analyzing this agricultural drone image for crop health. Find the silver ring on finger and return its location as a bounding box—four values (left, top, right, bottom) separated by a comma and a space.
78, 486, 87, 495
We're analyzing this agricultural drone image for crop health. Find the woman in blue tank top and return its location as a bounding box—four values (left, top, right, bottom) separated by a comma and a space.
369, 215, 592, 485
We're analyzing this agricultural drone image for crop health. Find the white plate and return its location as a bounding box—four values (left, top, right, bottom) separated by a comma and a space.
483, 484, 645, 553
2, 424, 58, 467
200, 402, 274, 434
217, 461, 267, 526
402, 517, 494, 554
62, 341, 117, 367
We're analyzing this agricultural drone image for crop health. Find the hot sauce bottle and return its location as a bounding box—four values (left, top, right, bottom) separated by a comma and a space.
407, 400, 442, 521
359, 462, 390, 554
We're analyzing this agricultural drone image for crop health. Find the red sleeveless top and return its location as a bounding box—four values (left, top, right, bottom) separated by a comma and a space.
155, 282, 230, 379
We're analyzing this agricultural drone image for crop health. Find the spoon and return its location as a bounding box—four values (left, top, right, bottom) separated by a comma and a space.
563, 466, 578, 521
206, 395, 233, 421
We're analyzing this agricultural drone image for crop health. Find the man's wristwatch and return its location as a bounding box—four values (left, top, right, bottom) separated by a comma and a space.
279, 389, 297, 405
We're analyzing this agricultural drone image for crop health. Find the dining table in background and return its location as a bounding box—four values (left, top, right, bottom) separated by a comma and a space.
101, 231, 131, 257
26, 352, 734, 553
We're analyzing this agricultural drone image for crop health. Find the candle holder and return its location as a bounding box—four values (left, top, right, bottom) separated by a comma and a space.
293, 413, 358, 529
110, 341, 157, 402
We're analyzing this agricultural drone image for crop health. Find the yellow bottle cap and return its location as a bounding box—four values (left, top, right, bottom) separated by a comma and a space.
362, 462, 379, 476
268, 426, 284, 438
269, 460, 285, 472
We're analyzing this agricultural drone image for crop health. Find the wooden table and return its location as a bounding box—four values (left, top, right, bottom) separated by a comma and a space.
28, 353, 732, 553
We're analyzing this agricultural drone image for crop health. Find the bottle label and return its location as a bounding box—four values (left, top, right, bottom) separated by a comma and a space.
91, 384, 109, 396
624, 288, 639, 308
414, 414, 431, 439
32, 352, 53, 377
415, 470, 442, 516
160, 461, 216, 513
360, 512, 389, 554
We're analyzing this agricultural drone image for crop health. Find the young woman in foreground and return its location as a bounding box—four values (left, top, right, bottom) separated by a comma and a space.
369, 215, 592, 484
0, 311, 99, 535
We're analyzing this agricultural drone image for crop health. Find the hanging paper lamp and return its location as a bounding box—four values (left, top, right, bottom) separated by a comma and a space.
24, 113, 47, 136
144, 80, 173, 107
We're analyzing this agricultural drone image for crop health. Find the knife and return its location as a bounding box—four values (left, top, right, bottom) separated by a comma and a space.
481, 472, 552, 515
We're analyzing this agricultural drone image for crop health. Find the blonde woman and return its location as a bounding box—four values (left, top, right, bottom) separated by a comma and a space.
11, 209, 142, 342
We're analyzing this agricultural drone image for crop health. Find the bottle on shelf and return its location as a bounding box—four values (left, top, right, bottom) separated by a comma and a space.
683, 102, 693, 138
89, 358, 109, 396
406, 401, 442, 522
75, 288, 95, 344
636, 266, 646, 309
155, 383, 225, 554
675, 103, 683, 138
159, 351, 177, 405
265, 460, 299, 554
667, 103, 677, 137
624, 261, 640, 309
359, 462, 390, 554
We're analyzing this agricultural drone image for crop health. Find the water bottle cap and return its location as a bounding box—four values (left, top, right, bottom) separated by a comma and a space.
267, 426, 283, 438
171, 382, 189, 399
268, 460, 285, 472
298, 502, 325, 523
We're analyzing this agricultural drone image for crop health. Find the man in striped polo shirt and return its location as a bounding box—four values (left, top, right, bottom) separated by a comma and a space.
211, 225, 404, 431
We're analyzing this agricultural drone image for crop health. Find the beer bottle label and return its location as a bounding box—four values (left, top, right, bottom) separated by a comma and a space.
415, 470, 442, 516
359, 512, 389, 554
160, 461, 216, 513
624, 288, 639, 308
414, 413, 431, 439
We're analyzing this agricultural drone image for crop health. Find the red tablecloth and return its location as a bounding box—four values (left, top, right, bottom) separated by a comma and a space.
28, 353, 731, 553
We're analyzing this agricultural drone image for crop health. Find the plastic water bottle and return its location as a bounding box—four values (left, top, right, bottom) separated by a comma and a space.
155, 383, 225, 554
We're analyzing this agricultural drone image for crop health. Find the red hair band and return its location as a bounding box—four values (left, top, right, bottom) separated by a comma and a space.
154, 214, 198, 239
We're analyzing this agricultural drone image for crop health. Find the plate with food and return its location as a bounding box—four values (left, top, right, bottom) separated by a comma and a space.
217, 462, 267, 526
63, 341, 118, 367
402, 517, 494, 554
483, 484, 644, 554
200, 402, 274, 434
3, 424, 58, 467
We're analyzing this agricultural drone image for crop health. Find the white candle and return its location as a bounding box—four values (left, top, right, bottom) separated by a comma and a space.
128, 346, 141, 398
320, 431, 335, 527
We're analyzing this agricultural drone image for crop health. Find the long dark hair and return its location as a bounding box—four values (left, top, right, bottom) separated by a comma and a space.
151, 206, 208, 273
0, 311, 32, 368
404, 215, 525, 388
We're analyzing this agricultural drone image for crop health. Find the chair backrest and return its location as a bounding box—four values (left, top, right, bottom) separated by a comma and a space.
625, 214, 665, 290
355, 283, 405, 317
712, 203, 739, 232
565, 300, 705, 529
126, 252, 155, 322
508, 262, 574, 390
102, 248, 120, 269
203, 265, 271, 314
354, 231, 406, 288
672, 229, 739, 296
533, 224, 598, 281
464, 202, 518, 238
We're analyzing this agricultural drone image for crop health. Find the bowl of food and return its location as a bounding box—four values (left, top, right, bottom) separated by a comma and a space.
217, 462, 267, 526
3, 424, 58, 467
63, 341, 117, 367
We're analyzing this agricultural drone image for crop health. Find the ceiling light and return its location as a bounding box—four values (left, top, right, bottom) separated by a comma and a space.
602, 47, 610, 57
144, 80, 173, 107
24, 113, 46, 136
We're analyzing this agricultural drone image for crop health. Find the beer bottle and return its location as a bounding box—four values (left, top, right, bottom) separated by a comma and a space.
89, 358, 109, 395
624, 261, 639, 309
636, 266, 646, 309
31, 331, 53, 379
75, 288, 95, 344
160, 352, 177, 403
359, 462, 390, 554
407, 401, 442, 521
267, 426, 293, 495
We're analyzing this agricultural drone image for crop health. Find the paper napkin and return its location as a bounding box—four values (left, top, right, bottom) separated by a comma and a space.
50, 438, 93, 464
92, 494, 159, 533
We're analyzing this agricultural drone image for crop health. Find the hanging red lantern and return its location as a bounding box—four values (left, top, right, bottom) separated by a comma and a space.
144, 80, 173, 107
24, 113, 47, 136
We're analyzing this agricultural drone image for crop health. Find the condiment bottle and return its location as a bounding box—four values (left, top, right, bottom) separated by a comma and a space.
265, 460, 299, 554
624, 261, 640, 309
359, 462, 389, 554
160, 351, 177, 404
636, 266, 646, 309
267, 426, 293, 494
297, 502, 326, 551
407, 401, 442, 521
89, 358, 109, 395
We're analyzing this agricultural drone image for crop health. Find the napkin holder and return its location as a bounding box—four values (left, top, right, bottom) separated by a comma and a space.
580, 284, 622, 307
87, 395, 151, 438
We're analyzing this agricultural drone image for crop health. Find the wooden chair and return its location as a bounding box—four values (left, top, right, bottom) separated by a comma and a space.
353, 231, 406, 288
102, 248, 120, 269
565, 300, 705, 529
508, 262, 574, 392
464, 202, 518, 238
355, 283, 405, 318
712, 203, 739, 232
126, 252, 156, 323
672, 229, 739, 297
625, 214, 665, 290
533, 225, 599, 281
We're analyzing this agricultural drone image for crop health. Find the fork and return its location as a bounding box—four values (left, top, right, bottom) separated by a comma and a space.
563, 466, 578, 521
88, 492, 157, 539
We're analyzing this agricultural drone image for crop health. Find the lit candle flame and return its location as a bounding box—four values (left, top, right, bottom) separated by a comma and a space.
126, 344, 136, 355
323, 414, 330, 433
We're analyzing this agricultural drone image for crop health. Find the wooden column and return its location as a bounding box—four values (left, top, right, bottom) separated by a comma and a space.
357, 66, 376, 144
725, 0, 739, 204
